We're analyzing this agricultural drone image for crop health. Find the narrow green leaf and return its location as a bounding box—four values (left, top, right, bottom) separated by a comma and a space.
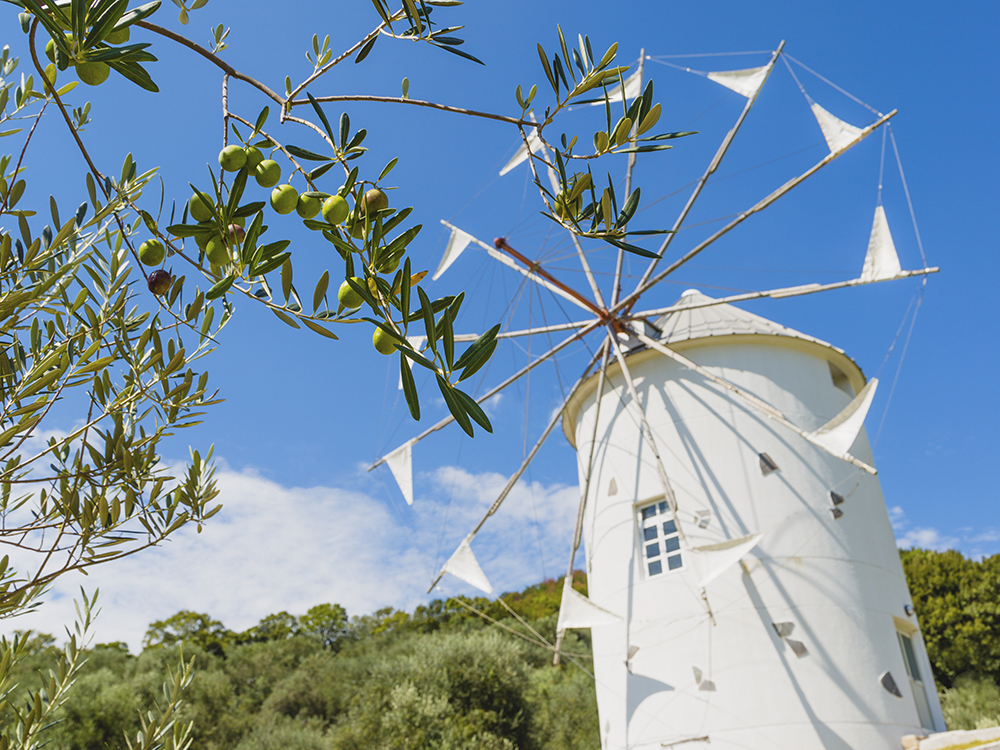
431, 43, 484, 65
453, 323, 500, 370
313, 270, 329, 313
286, 145, 331, 161
604, 237, 660, 259
437, 375, 473, 437
378, 157, 399, 182
417, 286, 437, 357
400, 352, 420, 420
401, 257, 411, 328
453, 388, 492, 433
206, 274, 236, 300
306, 93, 335, 144
355, 35, 377, 63
281, 258, 293, 302
272, 308, 301, 329
458, 339, 497, 382
302, 317, 339, 339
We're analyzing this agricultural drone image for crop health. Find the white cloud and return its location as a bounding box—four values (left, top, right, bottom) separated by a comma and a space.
895, 527, 960, 552
0, 462, 580, 652
891, 506, 960, 551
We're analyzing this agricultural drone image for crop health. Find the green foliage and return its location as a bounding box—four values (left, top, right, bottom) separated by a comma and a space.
144, 611, 234, 656
901, 549, 1000, 688
939, 674, 1000, 731
6, 575, 599, 750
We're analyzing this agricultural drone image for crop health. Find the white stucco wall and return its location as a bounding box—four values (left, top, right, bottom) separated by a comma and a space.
569, 336, 945, 750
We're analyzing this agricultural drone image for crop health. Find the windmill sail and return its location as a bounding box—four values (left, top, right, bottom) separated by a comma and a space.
707, 65, 768, 98
690, 533, 763, 588
499, 129, 545, 176
384, 439, 415, 505
591, 68, 643, 105
860, 206, 902, 281
811, 102, 863, 153
807, 378, 879, 456
434, 224, 475, 280
442, 535, 493, 594
557, 581, 622, 630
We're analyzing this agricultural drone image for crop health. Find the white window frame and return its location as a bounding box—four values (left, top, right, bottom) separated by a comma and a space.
636, 497, 684, 579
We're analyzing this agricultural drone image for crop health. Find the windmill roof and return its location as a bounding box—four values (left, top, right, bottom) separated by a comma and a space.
653, 289, 842, 352
561, 289, 870, 448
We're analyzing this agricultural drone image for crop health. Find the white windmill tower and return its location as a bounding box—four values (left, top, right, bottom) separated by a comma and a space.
561, 288, 945, 749
369, 41, 942, 750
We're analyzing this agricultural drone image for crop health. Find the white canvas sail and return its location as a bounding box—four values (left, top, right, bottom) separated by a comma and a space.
811, 102, 863, 153
557, 580, 622, 630
384, 439, 415, 505
499, 129, 545, 176
591, 68, 643, 105
860, 206, 902, 281
442, 535, 494, 594
433, 224, 475, 281
707, 65, 768, 99
807, 378, 878, 456
397, 335, 426, 390
690, 533, 763, 588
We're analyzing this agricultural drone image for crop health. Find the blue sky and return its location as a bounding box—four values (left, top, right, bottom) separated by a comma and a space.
3, 1, 998, 648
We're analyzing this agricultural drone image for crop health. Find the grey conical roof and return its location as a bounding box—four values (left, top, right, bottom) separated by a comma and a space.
653, 289, 842, 353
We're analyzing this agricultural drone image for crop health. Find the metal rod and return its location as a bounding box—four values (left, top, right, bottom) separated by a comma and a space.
488, 245, 598, 314
494, 238, 603, 315
553, 339, 612, 666
629, 42, 785, 306
427, 348, 604, 592
612, 109, 898, 317
605, 327, 682, 521
629, 267, 940, 321
452, 318, 593, 343
369, 319, 602, 471
634, 332, 876, 474
570, 231, 607, 309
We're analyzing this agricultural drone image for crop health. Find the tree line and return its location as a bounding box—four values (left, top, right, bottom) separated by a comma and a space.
2, 551, 998, 749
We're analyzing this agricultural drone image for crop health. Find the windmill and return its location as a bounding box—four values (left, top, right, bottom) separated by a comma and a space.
369, 42, 941, 749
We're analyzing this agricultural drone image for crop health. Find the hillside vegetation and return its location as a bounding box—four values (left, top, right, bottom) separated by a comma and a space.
3, 551, 999, 748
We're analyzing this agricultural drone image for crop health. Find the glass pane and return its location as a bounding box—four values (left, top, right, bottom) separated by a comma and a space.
658, 501, 669, 514
643, 526, 658, 541
662, 519, 677, 535
642, 505, 657, 520
668, 554, 683, 570
646, 542, 660, 558
900, 633, 922, 681
665, 536, 681, 553
648, 560, 663, 576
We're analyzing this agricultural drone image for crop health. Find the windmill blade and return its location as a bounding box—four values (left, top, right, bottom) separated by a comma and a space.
633, 332, 877, 474
452, 319, 593, 343
427, 347, 604, 593
487, 246, 599, 314
370, 319, 602, 472
615, 109, 898, 317
605, 327, 683, 523
630, 266, 939, 320
605, 327, 718, 620
629, 42, 785, 302
610, 50, 648, 308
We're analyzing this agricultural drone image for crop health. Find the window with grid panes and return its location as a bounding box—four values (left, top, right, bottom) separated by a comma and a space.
639, 500, 683, 577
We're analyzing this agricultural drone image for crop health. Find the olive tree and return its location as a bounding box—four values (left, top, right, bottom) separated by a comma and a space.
0, 0, 681, 746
